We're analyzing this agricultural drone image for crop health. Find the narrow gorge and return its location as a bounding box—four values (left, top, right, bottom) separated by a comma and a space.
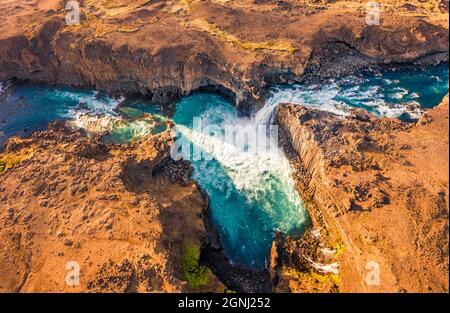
0, 0, 449, 293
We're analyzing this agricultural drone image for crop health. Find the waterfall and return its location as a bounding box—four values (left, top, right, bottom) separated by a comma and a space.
172, 93, 309, 268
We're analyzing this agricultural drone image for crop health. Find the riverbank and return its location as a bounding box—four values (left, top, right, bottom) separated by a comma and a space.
0, 122, 225, 292
0, 1, 448, 111
275, 95, 449, 292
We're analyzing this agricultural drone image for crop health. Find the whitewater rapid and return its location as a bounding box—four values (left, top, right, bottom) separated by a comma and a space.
260, 64, 448, 121
173, 94, 309, 268
1, 63, 448, 267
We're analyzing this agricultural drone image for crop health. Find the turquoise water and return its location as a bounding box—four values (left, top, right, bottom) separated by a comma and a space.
173, 94, 309, 268
0, 64, 448, 269
257, 63, 449, 124
0, 83, 114, 144
0, 82, 165, 146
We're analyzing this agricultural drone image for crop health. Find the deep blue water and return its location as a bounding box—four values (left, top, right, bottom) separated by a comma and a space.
0, 63, 448, 269
258, 63, 449, 124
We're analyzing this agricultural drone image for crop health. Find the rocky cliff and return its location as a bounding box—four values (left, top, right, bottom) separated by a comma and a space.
0, 0, 448, 110
275, 95, 449, 292
0, 122, 225, 292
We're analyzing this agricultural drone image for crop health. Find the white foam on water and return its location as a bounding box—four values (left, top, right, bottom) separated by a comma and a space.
390, 87, 409, 100
68, 109, 160, 142
174, 103, 308, 232
61, 90, 130, 136
431, 75, 442, 82
255, 84, 349, 125
0, 81, 10, 96
68, 112, 120, 135
261, 78, 427, 121
383, 78, 400, 85
53, 89, 124, 118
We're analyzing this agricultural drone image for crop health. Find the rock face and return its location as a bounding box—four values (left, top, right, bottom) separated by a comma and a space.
0, 122, 224, 292
275, 96, 449, 292
0, 0, 448, 110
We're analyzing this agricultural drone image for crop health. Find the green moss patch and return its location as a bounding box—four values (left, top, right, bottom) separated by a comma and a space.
182, 242, 209, 288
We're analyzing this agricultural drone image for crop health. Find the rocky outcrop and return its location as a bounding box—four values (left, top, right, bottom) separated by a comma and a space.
0, 1, 448, 110
275, 96, 449, 292
0, 122, 225, 292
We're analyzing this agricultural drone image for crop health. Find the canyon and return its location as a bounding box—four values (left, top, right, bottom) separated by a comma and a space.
274, 95, 449, 292
0, 0, 449, 293
0, 0, 448, 107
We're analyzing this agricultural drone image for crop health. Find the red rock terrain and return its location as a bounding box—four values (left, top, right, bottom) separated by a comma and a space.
0, 0, 448, 293
0, 0, 448, 108
0, 123, 224, 292
275, 95, 449, 292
